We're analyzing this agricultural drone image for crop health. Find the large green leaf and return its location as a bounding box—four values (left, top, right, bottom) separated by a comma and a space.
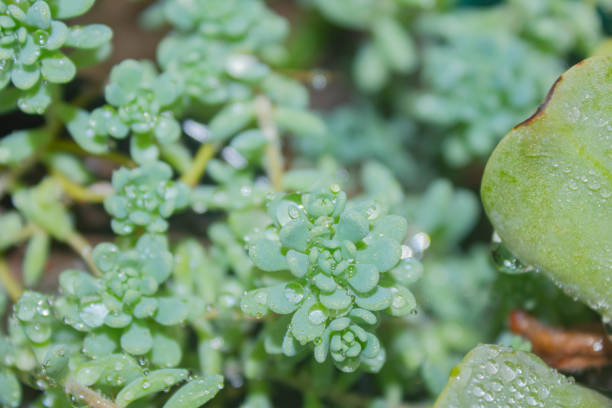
434, 344, 612, 408
481, 56, 612, 319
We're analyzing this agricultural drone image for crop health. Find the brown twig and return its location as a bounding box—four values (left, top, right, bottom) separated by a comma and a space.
509, 310, 612, 371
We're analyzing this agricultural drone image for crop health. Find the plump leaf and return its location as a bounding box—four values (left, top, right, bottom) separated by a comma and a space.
53, 0, 95, 18
209, 102, 255, 142
41, 54, 76, 83
154, 297, 189, 326
162, 375, 224, 408
481, 56, 612, 319
23, 230, 50, 287
17, 84, 52, 114
0, 368, 21, 408
434, 344, 612, 408
248, 239, 287, 271
115, 368, 189, 408
120, 323, 153, 355
0, 128, 50, 165
65, 24, 112, 49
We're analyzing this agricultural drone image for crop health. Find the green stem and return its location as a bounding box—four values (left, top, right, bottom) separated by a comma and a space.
65, 233, 101, 277
0, 257, 23, 302
47, 140, 136, 168
255, 95, 284, 191
179, 143, 216, 187
51, 169, 108, 203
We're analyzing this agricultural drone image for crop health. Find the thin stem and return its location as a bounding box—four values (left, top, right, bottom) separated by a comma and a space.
0, 257, 23, 302
65, 233, 101, 277
255, 95, 284, 191
65, 378, 118, 408
51, 170, 108, 203
48, 140, 136, 168
179, 143, 216, 187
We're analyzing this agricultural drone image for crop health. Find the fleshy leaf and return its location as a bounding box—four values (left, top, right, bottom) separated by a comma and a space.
120, 323, 153, 355
434, 344, 612, 408
65, 24, 112, 49
54, 0, 95, 18
0, 368, 21, 408
115, 369, 189, 408
248, 239, 288, 271
162, 375, 224, 408
481, 56, 612, 319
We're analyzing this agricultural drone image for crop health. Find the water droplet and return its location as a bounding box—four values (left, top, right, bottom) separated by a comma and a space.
33, 29, 48, 45
491, 232, 535, 275
284, 282, 304, 304
308, 304, 326, 325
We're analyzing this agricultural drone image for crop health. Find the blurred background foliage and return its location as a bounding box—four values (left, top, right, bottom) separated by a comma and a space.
0, 0, 610, 406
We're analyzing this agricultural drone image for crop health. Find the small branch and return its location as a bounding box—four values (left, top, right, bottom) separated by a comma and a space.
255, 95, 284, 191
51, 170, 108, 203
65, 378, 118, 408
65, 233, 102, 277
179, 143, 216, 187
48, 140, 136, 168
0, 257, 23, 302
509, 309, 612, 371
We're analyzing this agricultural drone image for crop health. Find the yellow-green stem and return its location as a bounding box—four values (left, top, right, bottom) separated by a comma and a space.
48, 140, 136, 168
179, 143, 216, 187
0, 257, 23, 302
51, 170, 108, 203
65, 233, 101, 277
255, 95, 284, 191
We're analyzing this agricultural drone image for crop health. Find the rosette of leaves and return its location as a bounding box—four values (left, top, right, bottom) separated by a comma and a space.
65, 59, 182, 160
309, 0, 429, 93
0, 0, 111, 114
145, 0, 288, 62
104, 161, 189, 235
241, 186, 421, 372
406, 26, 562, 166
148, 0, 293, 108
52, 234, 192, 369
509, 0, 601, 55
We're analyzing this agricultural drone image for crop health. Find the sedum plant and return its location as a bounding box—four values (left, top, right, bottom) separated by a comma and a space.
0, 0, 611, 407
0, 0, 111, 114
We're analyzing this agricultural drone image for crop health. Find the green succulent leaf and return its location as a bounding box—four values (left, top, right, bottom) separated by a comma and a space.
248, 239, 287, 272
162, 375, 224, 408
54, 0, 96, 19
115, 368, 189, 408
23, 230, 50, 287
65, 24, 112, 49
0, 128, 50, 165
481, 56, 612, 319
434, 345, 612, 408
0, 368, 21, 408
40, 54, 76, 83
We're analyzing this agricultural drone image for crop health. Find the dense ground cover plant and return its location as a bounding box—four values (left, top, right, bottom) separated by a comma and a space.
0, 0, 610, 407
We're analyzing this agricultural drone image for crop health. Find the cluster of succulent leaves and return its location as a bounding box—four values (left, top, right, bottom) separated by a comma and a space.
241, 185, 421, 372
0, 0, 610, 407
0, 0, 111, 114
